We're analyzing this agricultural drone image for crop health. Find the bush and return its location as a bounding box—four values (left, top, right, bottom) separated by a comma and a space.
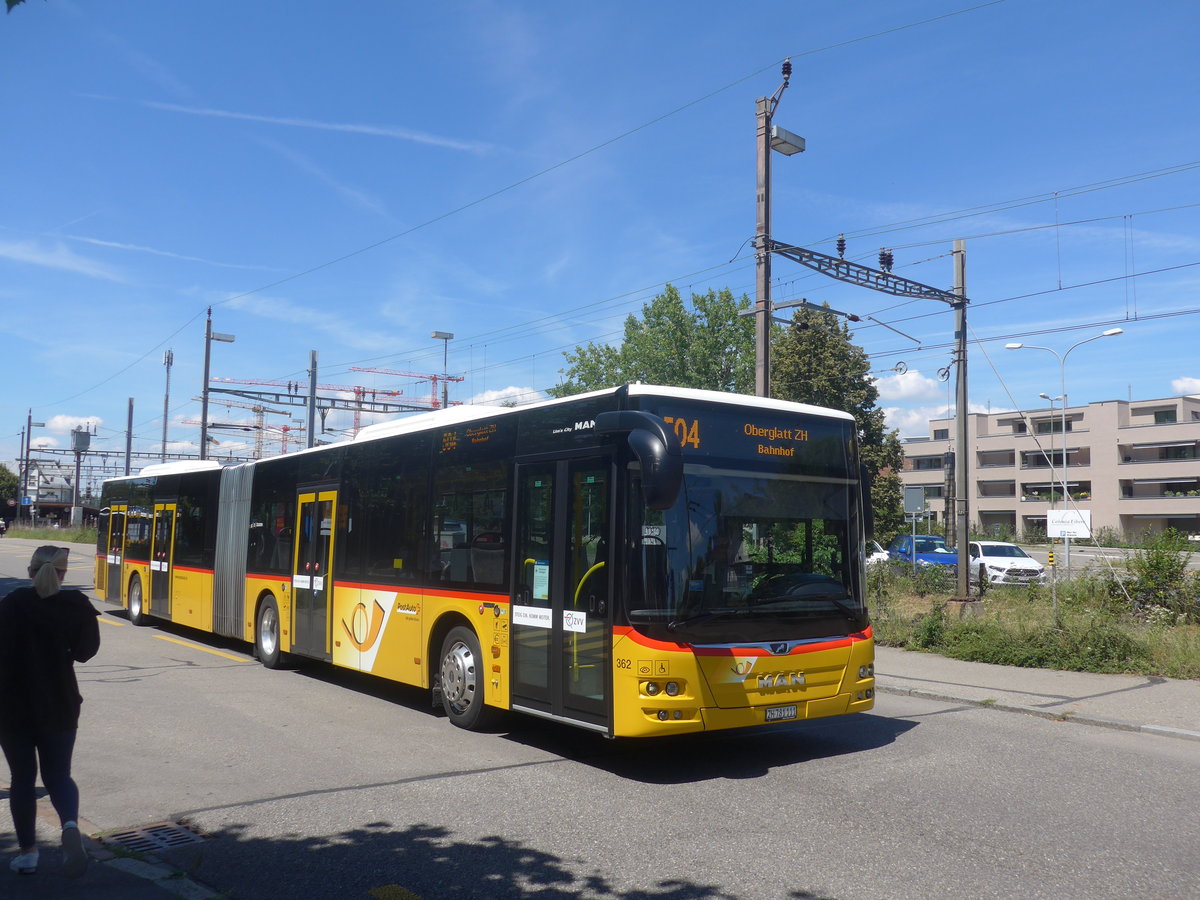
1126, 528, 1199, 623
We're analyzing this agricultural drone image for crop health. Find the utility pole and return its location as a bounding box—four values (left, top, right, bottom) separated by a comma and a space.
200, 307, 236, 461
753, 59, 801, 398
307, 350, 318, 448
953, 240, 970, 598
161, 349, 174, 462
125, 399, 134, 476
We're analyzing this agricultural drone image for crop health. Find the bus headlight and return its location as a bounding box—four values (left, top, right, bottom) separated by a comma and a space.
644, 681, 661, 696
858, 664, 874, 679
664, 681, 680, 696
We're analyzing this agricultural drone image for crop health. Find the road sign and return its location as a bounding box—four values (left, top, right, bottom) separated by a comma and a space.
1048, 509, 1091, 539
21, 497, 32, 506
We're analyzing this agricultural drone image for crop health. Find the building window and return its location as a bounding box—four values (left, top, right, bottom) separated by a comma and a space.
913, 457, 943, 471
1036, 420, 1070, 434
932, 429, 949, 440
1012, 421, 1027, 434
1155, 410, 1178, 424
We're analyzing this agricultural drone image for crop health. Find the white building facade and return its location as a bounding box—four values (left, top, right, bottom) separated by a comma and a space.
900, 395, 1200, 541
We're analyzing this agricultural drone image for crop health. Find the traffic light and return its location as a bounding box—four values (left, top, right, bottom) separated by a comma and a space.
837, 234, 846, 258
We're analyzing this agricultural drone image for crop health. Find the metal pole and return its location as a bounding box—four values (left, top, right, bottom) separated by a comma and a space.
1061, 361, 1070, 578
442, 341, 450, 409
21, 410, 30, 523
125, 398, 134, 476
161, 349, 174, 462
307, 350, 318, 449
754, 96, 772, 398
200, 308, 213, 460
953, 240, 970, 598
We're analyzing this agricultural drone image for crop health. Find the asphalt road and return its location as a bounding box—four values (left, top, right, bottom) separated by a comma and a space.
3, 538, 1197, 899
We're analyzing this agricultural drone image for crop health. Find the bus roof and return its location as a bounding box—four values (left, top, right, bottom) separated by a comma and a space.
350, 384, 854, 444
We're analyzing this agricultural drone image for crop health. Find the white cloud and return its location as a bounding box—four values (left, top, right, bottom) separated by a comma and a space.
875, 369, 945, 403
1171, 377, 1200, 395
63, 234, 278, 271
469, 386, 547, 406
226, 294, 404, 351
139, 100, 492, 153
45, 415, 103, 434
0, 239, 125, 282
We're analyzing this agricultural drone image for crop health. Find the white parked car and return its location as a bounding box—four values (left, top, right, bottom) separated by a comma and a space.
867, 540, 890, 567
968, 541, 1046, 586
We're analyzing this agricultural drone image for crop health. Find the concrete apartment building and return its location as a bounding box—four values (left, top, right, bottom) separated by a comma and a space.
900, 395, 1200, 540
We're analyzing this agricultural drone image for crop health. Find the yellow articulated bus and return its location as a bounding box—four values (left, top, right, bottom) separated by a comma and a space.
95, 385, 875, 738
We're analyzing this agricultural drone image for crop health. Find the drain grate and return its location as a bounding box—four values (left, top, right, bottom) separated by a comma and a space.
102, 821, 206, 854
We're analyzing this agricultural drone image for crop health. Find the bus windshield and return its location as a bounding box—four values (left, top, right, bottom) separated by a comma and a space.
627, 467, 867, 644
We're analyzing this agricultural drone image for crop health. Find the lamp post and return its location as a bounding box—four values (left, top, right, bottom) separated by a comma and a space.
431, 331, 453, 409
754, 59, 804, 398
1007, 328, 1123, 575
200, 307, 236, 461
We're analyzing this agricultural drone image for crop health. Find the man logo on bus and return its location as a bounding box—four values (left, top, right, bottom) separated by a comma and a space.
343, 599, 386, 652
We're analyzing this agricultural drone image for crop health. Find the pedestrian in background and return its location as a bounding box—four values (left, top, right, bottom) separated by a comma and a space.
0, 546, 100, 878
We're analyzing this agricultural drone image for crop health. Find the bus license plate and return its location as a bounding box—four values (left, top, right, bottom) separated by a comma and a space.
765, 704, 798, 722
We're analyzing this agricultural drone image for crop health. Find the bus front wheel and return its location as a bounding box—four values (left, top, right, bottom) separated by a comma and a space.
438, 626, 496, 730
256, 596, 285, 669
128, 575, 146, 626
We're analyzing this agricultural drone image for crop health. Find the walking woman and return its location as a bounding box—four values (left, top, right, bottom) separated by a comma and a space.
0, 546, 100, 878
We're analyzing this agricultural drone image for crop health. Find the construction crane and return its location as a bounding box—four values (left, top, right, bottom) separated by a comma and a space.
195, 396, 292, 459
350, 366, 463, 409
210, 377, 414, 435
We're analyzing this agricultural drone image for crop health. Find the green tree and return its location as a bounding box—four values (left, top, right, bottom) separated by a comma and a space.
771, 304, 905, 538
549, 285, 754, 396
0, 464, 16, 503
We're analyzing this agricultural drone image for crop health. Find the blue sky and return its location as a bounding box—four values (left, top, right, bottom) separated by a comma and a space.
3, 0, 1199, 489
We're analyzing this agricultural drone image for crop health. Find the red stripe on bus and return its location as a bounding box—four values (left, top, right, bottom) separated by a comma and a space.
614, 624, 871, 656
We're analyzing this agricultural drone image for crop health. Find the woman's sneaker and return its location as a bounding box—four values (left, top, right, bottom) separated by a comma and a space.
61, 825, 88, 879
9, 849, 38, 874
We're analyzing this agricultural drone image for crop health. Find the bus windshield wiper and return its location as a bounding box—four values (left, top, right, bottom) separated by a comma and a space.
753, 593, 861, 620
667, 607, 751, 631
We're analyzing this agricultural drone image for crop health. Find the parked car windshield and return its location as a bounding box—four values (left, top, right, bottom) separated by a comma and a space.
915, 537, 951, 553
977, 543, 1031, 558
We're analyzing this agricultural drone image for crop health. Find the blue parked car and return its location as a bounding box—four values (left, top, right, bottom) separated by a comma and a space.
887, 534, 958, 568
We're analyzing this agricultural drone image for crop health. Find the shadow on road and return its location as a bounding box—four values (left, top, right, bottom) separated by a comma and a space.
159, 819, 843, 900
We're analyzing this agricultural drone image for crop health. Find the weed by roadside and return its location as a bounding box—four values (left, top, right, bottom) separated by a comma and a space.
870, 560, 1199, 680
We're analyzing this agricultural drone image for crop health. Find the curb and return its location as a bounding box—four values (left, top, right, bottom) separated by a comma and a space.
26, 804, 223, 899
875, 683, 1200, 743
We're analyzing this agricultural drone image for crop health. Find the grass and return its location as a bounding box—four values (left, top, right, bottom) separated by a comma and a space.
869, 563, 1200, 680
6, 525, 98, 545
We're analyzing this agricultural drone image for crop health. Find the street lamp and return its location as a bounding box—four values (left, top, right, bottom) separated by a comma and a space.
431, 331, 453, 409
754, 59, 803, 398
1007, 328, 1124, 574
200, 307, 236, 460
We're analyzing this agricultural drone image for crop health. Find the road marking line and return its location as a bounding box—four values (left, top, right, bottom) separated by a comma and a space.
154, 635, 250, 663
98, 617, 126, 627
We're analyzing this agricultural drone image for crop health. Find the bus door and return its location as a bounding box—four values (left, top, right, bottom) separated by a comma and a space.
292, 487, 337, 660
149, 502, 176, 619
105, 504, 127, 603
511, 458, 611, 731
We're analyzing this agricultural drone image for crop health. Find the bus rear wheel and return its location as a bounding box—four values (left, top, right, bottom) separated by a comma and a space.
256, 596, 285, 669
128, 575, 147, 626
438, 626, 496, 730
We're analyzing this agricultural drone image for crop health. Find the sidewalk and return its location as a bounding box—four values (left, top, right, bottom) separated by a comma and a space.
875, 645, 1200, 742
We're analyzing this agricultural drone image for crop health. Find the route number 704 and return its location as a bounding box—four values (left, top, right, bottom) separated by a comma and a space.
663, 416, 701, 449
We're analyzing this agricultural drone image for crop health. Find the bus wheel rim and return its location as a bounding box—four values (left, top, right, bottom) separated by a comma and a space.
261, 606, 278, 656
441, 641, 476, 713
